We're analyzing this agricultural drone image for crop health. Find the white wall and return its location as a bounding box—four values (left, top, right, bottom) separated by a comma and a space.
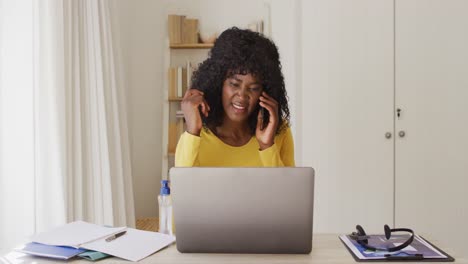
112, 0, 166, 218
269, 0, 302, 164
111, 0, 300, 218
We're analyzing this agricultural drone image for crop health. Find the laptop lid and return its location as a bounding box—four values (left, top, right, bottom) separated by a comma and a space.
170, 167, 314, 254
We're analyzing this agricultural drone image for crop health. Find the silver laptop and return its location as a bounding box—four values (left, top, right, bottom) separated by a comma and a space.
170, 167, 314, 254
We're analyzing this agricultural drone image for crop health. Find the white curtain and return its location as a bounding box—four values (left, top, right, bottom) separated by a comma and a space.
0, 0, 135, 248
0, 0, 36, 249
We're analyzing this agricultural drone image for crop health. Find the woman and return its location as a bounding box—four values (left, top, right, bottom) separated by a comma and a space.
175, 27, 294, 167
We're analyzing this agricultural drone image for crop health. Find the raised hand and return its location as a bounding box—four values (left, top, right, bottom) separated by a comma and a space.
181, 89, 210, 136
255, 91, 279, 150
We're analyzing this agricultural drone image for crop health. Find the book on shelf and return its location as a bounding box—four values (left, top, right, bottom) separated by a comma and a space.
168, 68, 175, 98
175, 110, 184, 118
168, 14, 199, 44
168, 15, 184, 44
186, 61, 193, 89
177, 67, 183, 97
182, 18, 199, 44
168, 67, 182, 99
168, 63, 196, 99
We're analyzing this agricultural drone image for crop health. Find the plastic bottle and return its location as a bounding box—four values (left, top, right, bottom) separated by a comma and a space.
158, 180, 173, 236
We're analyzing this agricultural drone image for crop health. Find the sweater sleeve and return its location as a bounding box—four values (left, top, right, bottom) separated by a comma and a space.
258, 126, 295, 167
175, 132, 201, 167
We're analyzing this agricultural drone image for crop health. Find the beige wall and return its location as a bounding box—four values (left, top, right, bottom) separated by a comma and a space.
112, 0, 166, 218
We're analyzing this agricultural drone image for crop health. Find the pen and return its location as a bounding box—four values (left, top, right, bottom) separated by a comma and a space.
105, 231, 127, 242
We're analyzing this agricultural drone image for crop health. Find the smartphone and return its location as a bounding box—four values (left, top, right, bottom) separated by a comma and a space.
259, 106, 269, 130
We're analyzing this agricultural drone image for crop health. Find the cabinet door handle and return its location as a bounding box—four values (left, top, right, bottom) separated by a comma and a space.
398, 131, 406, 138
396, 108, 402, 118
385, 132, 392, 139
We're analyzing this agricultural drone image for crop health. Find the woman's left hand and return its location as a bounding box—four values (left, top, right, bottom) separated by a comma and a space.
256, 91, 279, 150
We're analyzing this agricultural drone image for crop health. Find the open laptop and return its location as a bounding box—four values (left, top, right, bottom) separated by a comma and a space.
170, 167, 314, 254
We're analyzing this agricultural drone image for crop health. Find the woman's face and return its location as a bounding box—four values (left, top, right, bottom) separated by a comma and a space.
221, 73, 263, 124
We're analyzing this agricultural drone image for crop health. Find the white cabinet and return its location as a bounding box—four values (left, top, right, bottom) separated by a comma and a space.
302, 0, 468, 255
395, 0, 468, 256
302, 0, 395, 233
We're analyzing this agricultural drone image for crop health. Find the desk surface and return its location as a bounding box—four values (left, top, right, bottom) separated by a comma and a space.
1, 234, 466, 264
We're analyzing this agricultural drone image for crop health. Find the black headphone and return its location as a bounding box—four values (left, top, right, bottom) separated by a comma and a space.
349, 224, 414, 252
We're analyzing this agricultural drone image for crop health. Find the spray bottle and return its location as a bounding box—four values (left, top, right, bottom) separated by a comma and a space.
158, 180, 173, 235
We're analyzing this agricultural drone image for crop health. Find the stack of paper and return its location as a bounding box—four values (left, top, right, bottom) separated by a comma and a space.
16, 221, 176, 262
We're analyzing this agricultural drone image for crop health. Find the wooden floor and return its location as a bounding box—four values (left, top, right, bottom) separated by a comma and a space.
136, 217, 159, 232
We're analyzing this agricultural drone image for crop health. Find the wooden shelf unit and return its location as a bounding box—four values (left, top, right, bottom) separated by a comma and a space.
162, 38, 211, 180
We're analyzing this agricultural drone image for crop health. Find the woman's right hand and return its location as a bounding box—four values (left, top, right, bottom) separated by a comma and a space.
181, 89, 210, 136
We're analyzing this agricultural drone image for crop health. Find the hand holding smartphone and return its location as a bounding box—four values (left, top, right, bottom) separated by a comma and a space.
259, 106, 268, 130
256, 91, 278, 150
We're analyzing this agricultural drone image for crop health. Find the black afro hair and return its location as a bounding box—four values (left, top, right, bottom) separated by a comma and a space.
190, 27, 290, 135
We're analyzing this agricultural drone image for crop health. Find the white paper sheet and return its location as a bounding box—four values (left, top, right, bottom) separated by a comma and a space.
82, 228, 176, 262
31, 221, 126, 248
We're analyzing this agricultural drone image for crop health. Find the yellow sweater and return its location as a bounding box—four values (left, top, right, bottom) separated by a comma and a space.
175, 126, 295, 167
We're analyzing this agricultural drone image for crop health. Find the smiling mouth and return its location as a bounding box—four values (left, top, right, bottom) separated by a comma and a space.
233, 104, 246, 110
232, 103, 247, 113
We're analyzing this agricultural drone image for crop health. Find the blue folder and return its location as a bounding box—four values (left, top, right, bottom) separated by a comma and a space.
17, 242, 87, 260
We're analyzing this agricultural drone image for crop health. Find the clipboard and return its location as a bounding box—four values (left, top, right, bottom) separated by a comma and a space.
339, 234, 455, 262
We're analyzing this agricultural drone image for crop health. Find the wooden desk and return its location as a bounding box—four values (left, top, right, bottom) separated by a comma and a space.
1, 234, 466, 264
